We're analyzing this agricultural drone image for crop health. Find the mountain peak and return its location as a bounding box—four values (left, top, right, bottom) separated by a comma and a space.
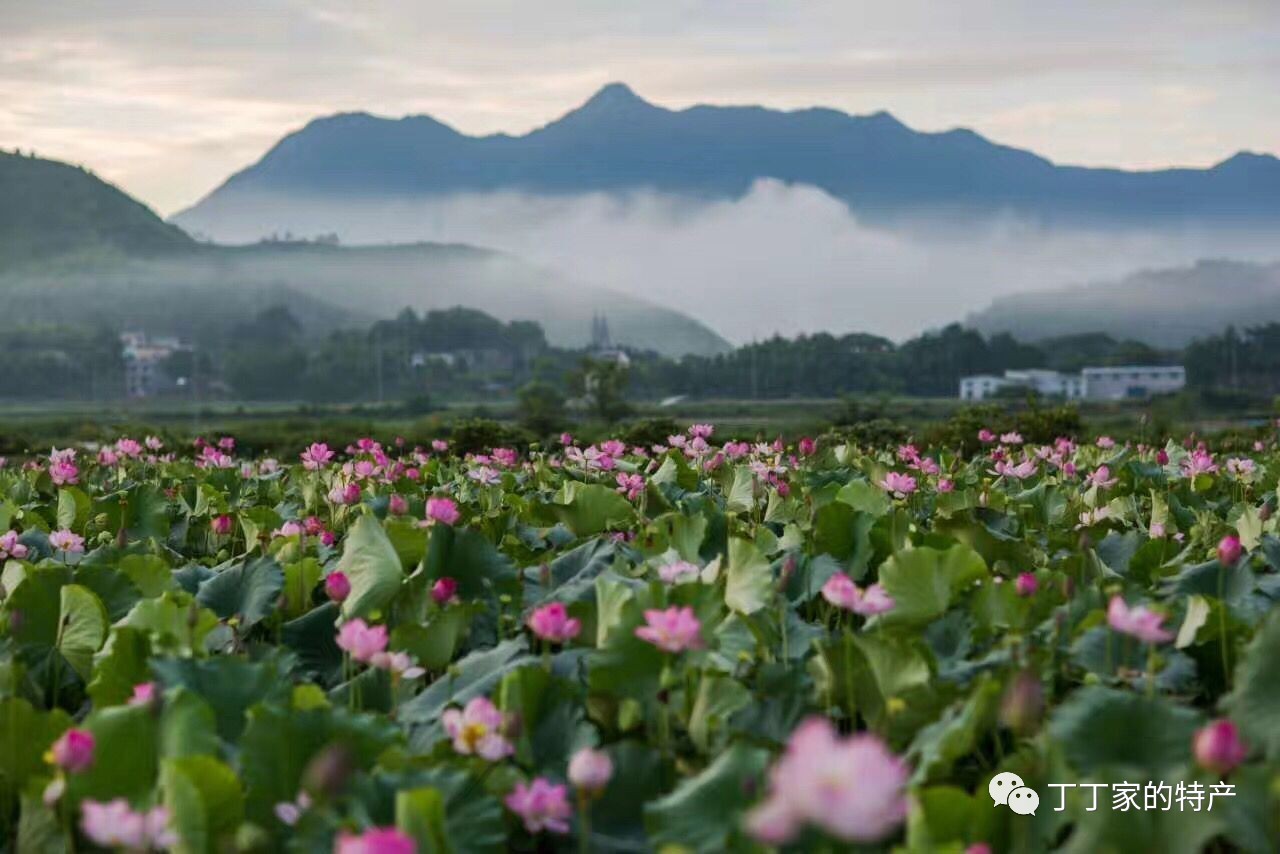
585, 82, 646, 106
569, 82, 661, 119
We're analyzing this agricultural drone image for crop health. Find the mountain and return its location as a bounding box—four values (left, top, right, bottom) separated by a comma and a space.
0, 152, 728, 356
0, 150, 193, 269
967, 259, 1280, 348
175, 82, 1280, 237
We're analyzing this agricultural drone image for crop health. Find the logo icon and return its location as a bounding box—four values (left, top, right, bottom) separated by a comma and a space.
1007, 786, 1039, 816
990, 772, 1039, 815
989, 772, 1025, 806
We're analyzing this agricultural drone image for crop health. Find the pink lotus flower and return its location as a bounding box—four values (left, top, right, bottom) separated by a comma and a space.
615, 472, 645, 501
211, 514, 234, 536
425, 497, 460, 526
49, 728, 95, 773
334, 826, 416, 854
0, 530, 29, 560
387, 494, 408, 516
49, 460, 79, 486
634, 606, 703, 653
1096, 435, 1116, 449
821, 573, 895, 616
274, 520, 304, 538
335, 619, 388, 663
369, 650, 426, 680
993, 459, 1038, 480
1086, 466, 1118, 490
325, 571, 352, 602
97, 448, 118, 466
431, 576, 458, 605
798, 437, 816, 456
879, 471, 917, 498
1156, 448, 1170, 465
1193, 719, 1248, 775
1226, 457, 1256, 478
505, 778, 572, 835
978, 429, 997, 443
442, 696, 514, 760
273, 791, 312, 827
1181, 449, 1218, 477
301, 443, 335, 470
936, 478, 955, 493
115, 438, 143, 458
1107, 596, 1173, 644
128, 682, 158, 707
1014, 573, 1038, 597
81, 800, 176, 851
657, 560, 701, 585
491, 447, 519, 467
745, 717, 909, 845
568, 747, 613, 794
689, 424, 715, 439
1000, 432, 1023, 445
527, 602, 582, 644
1217, 534, 1242, 568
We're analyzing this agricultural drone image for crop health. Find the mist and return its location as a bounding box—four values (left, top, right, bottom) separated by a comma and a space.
176, 180, 1280, 344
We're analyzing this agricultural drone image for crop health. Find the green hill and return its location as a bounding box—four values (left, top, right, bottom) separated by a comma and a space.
0, 150, 193, 269
0, 152, 729, 356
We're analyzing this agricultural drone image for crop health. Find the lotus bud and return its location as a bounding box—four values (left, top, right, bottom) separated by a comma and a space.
1217, 534, 1242, 568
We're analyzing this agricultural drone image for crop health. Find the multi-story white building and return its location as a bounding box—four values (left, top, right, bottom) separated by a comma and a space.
959, 366, 1183, 401
1080, 365, 1186, 401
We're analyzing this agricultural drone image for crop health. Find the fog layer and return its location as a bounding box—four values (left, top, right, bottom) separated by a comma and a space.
176, 180, 1280, 343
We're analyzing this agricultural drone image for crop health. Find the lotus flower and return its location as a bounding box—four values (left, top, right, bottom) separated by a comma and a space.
425, 497, 460, 526
48, 527, 84, 555
442, 696, 514, 760
505, 778, 572, 834
0, 530, 29, 560
325, 571, 352, 602
879, 471, 917, 498
1107, 596, 1173, 644
81, 800, 176, 850
821, 573, 895, 616
527, 602, 581, 644
1217, 534, 1242, 568
49, 728, 95, 773
334, 827, 416, 854
335, 619, 388, 663
300, 442, 334, 469
634, 606, 703, 653
1193, 719, 1248, 775
745, 717, 909, 844
568, 747, 613, 794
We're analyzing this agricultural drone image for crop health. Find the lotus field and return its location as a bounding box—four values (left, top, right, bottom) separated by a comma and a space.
3, 426, 1280, 853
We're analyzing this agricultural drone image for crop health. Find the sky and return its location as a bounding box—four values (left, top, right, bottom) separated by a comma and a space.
1, 0, 1278, 215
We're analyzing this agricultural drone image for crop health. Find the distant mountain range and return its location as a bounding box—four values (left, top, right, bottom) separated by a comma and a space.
175, 82, 1280, 239
0, 151, 728, 356
968, 259, 1280, 347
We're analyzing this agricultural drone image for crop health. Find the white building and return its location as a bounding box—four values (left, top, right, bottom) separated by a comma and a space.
960, 369, 1084, 401
960, 365, 1184, 401
122, 332, 187, 398
1081, 366, 1186, 401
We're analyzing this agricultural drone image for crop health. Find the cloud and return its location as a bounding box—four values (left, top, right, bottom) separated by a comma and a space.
179, 181, 1280, 343
2, 0, 1278, 210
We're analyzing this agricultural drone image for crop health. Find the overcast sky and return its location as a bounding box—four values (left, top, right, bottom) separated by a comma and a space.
2, 0, 1277, 214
